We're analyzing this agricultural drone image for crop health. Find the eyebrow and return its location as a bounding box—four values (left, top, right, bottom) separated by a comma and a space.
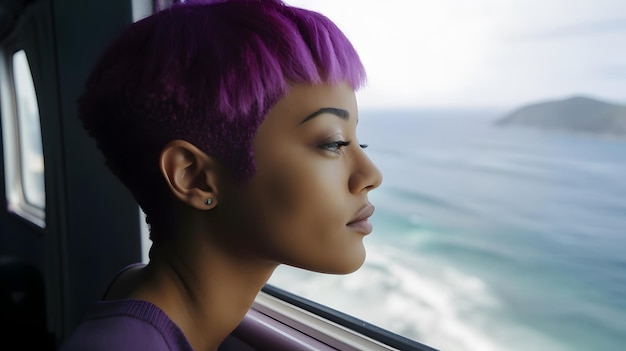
299, 107, 350, 125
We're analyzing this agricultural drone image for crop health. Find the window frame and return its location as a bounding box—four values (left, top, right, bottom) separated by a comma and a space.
254, 285, 439, 351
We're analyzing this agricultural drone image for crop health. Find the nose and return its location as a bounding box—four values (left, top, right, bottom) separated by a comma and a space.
348, 148, 383, 194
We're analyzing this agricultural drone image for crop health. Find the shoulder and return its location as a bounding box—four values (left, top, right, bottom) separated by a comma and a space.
60, 299, 193, 351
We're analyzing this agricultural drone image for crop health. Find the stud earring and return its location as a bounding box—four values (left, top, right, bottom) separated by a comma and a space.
204, 198, 213, 206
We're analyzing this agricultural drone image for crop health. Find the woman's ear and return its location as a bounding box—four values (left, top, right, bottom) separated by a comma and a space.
159, 140, 221, 210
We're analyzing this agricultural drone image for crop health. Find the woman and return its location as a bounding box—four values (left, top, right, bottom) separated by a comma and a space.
61, 0, 382, 350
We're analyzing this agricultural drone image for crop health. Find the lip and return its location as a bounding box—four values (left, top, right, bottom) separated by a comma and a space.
347, 204, 375, 234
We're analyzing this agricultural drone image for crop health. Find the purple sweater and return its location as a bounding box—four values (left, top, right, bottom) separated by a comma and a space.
60, 299, 194, 351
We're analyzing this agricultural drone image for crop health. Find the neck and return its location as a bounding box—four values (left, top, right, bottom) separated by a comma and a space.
134, 235, 278, 351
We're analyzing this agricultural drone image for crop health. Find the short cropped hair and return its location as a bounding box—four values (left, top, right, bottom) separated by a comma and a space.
79, 0, 366, 241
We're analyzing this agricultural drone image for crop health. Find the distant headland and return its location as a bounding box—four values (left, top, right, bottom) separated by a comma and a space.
495, 96, 626, 138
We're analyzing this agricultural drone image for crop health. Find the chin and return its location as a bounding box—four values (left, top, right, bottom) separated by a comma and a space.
315, 245, 367, 275
284, 242, 367, 274
331, 261, 365, 275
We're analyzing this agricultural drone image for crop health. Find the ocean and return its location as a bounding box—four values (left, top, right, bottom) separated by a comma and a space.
267, 109, 626, 351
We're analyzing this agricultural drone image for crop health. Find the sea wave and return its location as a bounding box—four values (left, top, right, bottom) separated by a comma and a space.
269, 243, 568, 351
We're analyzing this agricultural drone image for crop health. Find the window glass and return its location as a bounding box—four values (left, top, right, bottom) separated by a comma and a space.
269, 1, 626, 351
12, 50, 45, 210
139, 209, 151, 263
13, 50, 46, 209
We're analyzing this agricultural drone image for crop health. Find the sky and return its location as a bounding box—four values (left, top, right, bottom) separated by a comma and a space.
287, 0, 626, 110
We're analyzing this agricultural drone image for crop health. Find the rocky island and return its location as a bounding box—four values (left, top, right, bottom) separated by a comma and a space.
495, 96, 626, 138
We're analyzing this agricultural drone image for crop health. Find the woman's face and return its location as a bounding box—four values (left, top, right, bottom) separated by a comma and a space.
223, 82, 382, 274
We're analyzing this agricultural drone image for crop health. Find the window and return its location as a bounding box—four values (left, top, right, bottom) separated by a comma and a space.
132, 1, 626, 350
132, 0, 155, 22
267, 1, 626, 351
0, 49, 45, 227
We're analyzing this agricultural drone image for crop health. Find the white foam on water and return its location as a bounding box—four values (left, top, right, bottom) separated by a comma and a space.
269, 242, 569, 351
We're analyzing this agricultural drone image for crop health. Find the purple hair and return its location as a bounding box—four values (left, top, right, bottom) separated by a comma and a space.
79, 0, 366, 241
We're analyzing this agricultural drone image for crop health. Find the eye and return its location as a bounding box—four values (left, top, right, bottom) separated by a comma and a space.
359, 144, 369, 149
319, 140, 351, 153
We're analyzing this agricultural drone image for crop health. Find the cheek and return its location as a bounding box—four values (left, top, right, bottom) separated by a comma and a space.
260, 156, 339, 227
263, 168, 300, 215
244, 158, 366, 274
